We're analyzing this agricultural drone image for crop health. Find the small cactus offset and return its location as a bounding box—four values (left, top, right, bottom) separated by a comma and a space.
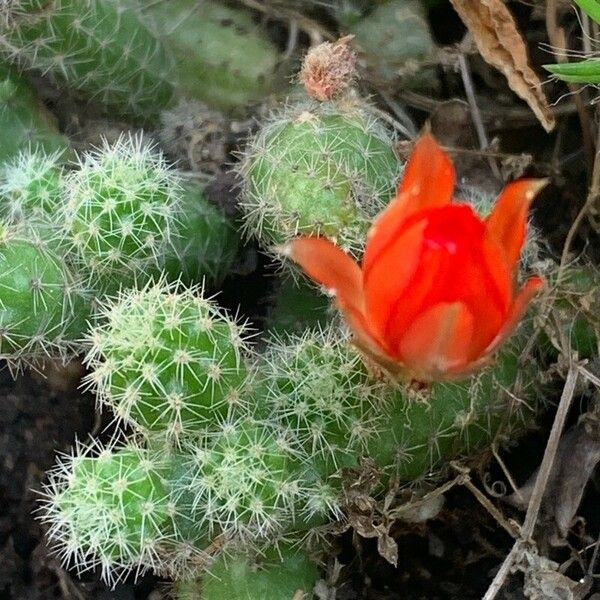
41, 439, 176, 584
0, 147, 64, 223
0, 219, 89, 370
84, 280, 253, 441
0, 0, 175, 118
0, 62, 70, 163
239, 100, 402, 256
60, 134, 181, 294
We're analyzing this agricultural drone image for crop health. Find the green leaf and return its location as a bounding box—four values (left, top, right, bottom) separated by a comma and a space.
573, 0, 600, 25
544, 59, 600, 83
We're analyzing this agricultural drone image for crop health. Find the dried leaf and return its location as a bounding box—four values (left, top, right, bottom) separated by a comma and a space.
450, 0, 555, 132
506, 415, 600, 544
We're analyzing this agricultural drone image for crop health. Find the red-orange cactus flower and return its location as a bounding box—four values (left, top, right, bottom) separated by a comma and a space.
283, 132, 546, 382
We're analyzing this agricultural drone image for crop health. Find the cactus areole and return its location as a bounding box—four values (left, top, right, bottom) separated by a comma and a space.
285, 132, 546, 382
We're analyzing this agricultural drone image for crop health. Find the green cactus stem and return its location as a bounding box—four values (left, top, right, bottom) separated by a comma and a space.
84, 281, 253, 441
350, 0, 440, 91
0, 0, 174, 118
0, 219, 89, 370
161, 182, 240, 287
41, 440, 175, 585
0, 147, 64, 223
239, 100, 401, 256
0, 63, 70, 163
60, 133, 181, 294
141, 0, 283, 114
174, 543, 320, 600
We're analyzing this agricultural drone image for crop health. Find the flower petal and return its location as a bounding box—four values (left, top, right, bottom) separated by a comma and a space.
363, 131, 455, 276
484, 275, 544, 355
485, 179, 548, 270
363, 218, 427, 341
396, 301, 475, 381
283, 236, 388, 354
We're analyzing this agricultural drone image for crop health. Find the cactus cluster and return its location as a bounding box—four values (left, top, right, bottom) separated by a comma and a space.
0, 134, 239, 371
0, 5, 594, 598
41, 278, 553, 595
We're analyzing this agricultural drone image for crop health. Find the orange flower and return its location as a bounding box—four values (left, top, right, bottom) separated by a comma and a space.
283, 132, 546, 381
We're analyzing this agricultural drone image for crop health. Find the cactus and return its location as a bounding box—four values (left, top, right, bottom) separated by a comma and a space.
84, 281, 252, 441
0, 219, 90, 370
174, 543, 320, 600
177, 420, 306, 540
349, 0, 440, 91
259, 327, 539, 490
141, 0, 283, 114
60, 133, 181, 295
41, 440, 175, 584
160, 182, 240, 287
0, 63, 70, 163
39, 262, 583, 600
0, 0, 175, 118
239, 100, 401, 256
0, 147, 64, 223
266, 274, 331, 336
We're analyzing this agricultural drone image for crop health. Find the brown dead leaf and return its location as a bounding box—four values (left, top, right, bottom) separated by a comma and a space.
450, 0, 555, 132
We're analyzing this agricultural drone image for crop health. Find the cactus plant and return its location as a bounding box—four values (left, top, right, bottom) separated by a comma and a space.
84, 280, 253, 441
60, 133, 181, 295
349, 0, 440, 91
141, 0, 283, 114
41, 439, 176, 584
0, 63, 70, 163
160, 182, 240, 287
0, 147, 64, 223
239, 100, 401, 256
0, 0, 175, 118
174, 543, 320, 600
41, 279, 547, 592
0, 219, 89, 370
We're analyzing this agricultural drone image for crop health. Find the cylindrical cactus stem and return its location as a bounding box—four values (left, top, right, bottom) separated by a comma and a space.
258, 326, 540, 495
84, 280, 253, 442
60, 133, 182, 295
0, 219, 90, 371
41, 440, 176, 585
0, 62, 70, 163
349, 0, 440, 92
0, 0, 175, 118
238, 100, 402, 256
140, 0, 283, 114
173, 543, 320, 600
